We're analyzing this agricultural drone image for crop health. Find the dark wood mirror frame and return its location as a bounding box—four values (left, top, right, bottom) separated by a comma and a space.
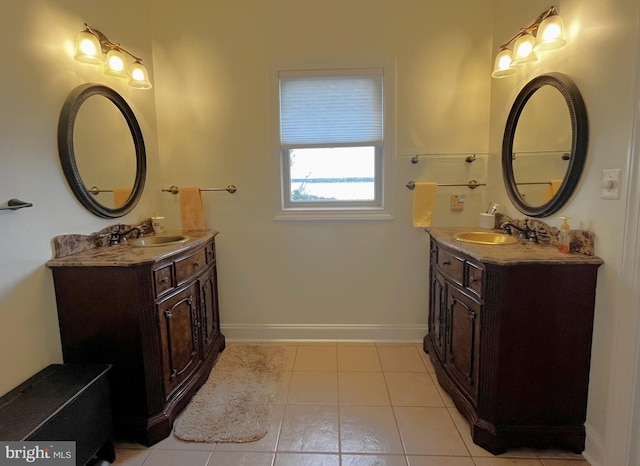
502, 72, 588, 217
58, 83, 146, 218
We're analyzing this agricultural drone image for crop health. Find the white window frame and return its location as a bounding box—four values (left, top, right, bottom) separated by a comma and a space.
272, 61, 395, 221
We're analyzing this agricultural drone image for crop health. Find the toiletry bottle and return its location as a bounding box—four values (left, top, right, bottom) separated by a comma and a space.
558, 216, 570, 253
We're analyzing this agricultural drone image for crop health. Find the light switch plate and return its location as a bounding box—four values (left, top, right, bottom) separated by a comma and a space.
600, 168, 621, 200
450, 194, 464, 211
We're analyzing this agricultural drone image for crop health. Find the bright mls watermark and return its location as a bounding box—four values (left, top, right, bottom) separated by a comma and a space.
0, 442, 75, 465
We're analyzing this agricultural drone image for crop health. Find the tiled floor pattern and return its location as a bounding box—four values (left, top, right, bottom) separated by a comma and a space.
113, 342, 591, 466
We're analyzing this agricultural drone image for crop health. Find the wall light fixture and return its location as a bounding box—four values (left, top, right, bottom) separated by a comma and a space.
492, 6, 566, 79
74, 23, 152, 89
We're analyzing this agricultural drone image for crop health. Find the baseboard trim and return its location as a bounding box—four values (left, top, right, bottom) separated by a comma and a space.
220, 323, 427, 342
583, 423, 604, 466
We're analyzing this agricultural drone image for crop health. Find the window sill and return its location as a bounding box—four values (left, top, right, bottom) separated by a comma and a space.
274, 207, 393, 221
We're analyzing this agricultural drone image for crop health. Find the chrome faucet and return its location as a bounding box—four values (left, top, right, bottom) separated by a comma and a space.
500, 220, 538, 243
109, 225, 143, 245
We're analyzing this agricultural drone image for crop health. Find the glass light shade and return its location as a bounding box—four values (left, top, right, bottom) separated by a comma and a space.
104, 49, 127, 78
534, 15, 567, 51
128, 61, 152, 89
74, 30, 103, 64
511, 33, 538, 65
491, 49, 516, 78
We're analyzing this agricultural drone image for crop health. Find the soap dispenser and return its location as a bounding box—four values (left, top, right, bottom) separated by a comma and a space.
558, 216, 571, 253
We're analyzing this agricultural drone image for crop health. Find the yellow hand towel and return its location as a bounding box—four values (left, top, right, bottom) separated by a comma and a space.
550, 179, 563, 195
412, 182, 438, 227
113, 188, 131, 207
546, 179, 563, 201
180, 187, 206, 231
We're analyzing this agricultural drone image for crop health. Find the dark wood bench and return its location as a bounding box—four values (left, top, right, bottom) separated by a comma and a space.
0, 364, 115, 465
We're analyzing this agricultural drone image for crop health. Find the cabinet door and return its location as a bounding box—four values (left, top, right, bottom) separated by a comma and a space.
446, 286, 481, 404
199, 266, 220, 359
157, 284, 201, 399
428, 271, 447, 360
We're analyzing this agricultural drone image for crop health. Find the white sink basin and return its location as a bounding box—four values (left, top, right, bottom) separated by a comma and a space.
453, 231, 518, 245
129, 235, 189, 247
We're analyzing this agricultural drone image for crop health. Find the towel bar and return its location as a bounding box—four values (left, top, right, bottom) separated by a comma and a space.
515, 181, 553, 186
163, 185, 237, 194
0, 198, 33, 210
406, 180, 485, 190
409, 153, 480, 164
89, 186, 113, 195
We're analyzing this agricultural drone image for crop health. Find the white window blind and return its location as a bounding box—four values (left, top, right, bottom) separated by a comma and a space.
279, 69, 383, 147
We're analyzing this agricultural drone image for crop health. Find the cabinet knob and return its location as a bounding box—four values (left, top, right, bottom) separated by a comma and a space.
160, 277, 169, 284
193, 261, 200, 267
442, 260, 451, 266
469, 276, 478, 283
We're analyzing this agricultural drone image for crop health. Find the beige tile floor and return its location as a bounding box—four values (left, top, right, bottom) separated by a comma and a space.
112, 342, 591, 466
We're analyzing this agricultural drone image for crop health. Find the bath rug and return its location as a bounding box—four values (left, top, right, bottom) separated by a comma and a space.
173, 344, 287, 443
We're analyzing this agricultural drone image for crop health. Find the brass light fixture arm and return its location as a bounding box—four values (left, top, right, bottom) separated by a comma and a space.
497, 6, 559, 50
83, 23, 144, 63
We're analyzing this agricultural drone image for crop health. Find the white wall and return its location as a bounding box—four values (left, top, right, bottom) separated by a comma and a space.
149, 0, 493, 341
488, 1, 640, 464
2, 1, 639, 464
0, 0, 161, 395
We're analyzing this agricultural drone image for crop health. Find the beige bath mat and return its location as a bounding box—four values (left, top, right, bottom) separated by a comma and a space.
173, 344, 287, 443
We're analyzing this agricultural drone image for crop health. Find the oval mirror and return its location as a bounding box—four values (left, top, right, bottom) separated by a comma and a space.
57, 83, 146, 218
502, 73, 588, 217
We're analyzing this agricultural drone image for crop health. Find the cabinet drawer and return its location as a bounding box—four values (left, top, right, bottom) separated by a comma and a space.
466, 262, 484, 298
437, 248, 465, 285
175, 249, 207, 284
154, 264, 174, 296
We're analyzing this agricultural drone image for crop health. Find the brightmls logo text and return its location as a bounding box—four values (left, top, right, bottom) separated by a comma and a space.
0, 442, 75, 465
5, 445, 50, 463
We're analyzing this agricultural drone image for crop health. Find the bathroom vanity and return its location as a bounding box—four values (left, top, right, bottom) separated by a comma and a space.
47, 231, 225, 446
424, 227, 602, 454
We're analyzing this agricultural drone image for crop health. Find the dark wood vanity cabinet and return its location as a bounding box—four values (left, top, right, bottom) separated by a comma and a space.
428, 271, 446, 360
424, 233, 602, 455
446, 285, 481, 404
157, 282, 201, 399
200, 265, 221, 360
48, 234, 225, 446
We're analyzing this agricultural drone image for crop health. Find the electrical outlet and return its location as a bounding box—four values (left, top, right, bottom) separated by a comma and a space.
450, 194, 464, 211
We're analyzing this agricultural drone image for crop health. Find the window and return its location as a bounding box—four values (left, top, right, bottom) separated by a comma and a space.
277, 68, 390, 217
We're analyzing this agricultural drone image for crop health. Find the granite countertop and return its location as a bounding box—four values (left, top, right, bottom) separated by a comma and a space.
427, 227, 603, 266
46, 230, 218, 268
